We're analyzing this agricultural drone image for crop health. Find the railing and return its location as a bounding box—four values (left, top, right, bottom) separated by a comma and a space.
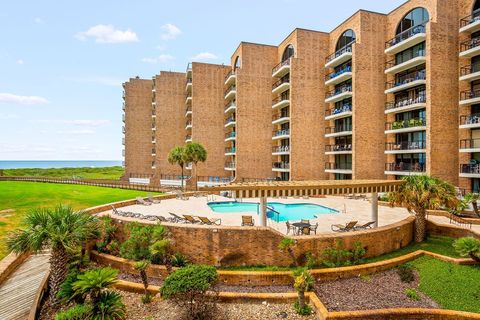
186, 92, 192, 98
272, 92, 290, 106
185, 107, 192, 113
151, 122, 156, 129
224, 162, 236, 169
460, 36, 480, 52
273, 129, 290, 137
460, 164, 480, 174
385, 23, 426, 49
225, 116, 236, 125
325, 144, 352, 152
185, 121, 192, 127
185, 135, 192, 140
160, 174, 191, 181
325, 162, 352, 170
186, 62, 192, 72
325, 65, 352, 81
272, 112, 290, 122
122, 103, 126, 111
122, 126, 126, 133
225, 131, 236, 139
325, 124, 352, 134
122, 114, 125, 122
326, 84, 352, 99
385, 94, 426, 111
151, 148, 156, 154
325, 41, 355, 64
385, 49, 425, 69
224, 101, 236, 111
224, 70, 235, 81
186, 78, 192, 84
272, 58, 291, 74
225, 147, 236, 154
460, 89, 480, 101
385, 118, 426, 131
386, 69, 426, 90
197, 176, 233, 183
460, 10, 480, 28
460, 113, 480, 126
385, 141, 426, 151
385, 162, 426, 172
273, 162, 290, 169
272, 145, 290, 153
224, 85, 236, 96
272, 78, 290, 90
122, 138, 125, 145
460, 63, 480, 77
460, 138, 480, 149
241, 177, 277, 182
325, 104, 352, 117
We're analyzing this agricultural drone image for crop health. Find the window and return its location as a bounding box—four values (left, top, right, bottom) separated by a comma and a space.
336, 29, 356, 51
396, 8, 429, 35
282, 44, 295, 61
234, 56, 241, 70
395, 43, 425, 65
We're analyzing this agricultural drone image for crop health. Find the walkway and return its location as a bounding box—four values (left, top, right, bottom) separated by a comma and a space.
428, 215, 480, 234
0, 253, 50, 320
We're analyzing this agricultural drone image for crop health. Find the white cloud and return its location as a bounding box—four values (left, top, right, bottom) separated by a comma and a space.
141, 54, 175, 64
16, 59, 24, 65
155, 45, 167, 51
34, 17, 43, 24
75, 24, 139, 43
191, 52, 219, 61
160, 24, 181, 40
0, 93, 49, 105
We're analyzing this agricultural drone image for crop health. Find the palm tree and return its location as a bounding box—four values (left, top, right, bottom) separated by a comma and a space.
388, 175, 458, 243
168, 146, 187, 191
72, 267, 118, 304
184, 142, 207, 190
7, 205, 100, 309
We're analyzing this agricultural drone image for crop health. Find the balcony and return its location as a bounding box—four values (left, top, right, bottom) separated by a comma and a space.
122, 126, 126, 134
272, 145, 290, 155
385, 70, 426, 94
272, 112, 290, 125
272, 59, 291, 78
460, 89, 480, 106
185, 78, 192, 91
325, 65, 352, 86
325, 84, 352, 103
325, 124, 352, 138
225, 162, 236, 171
224, 101, 236, 114
460, 37, 480, 58
224, 70, 236, 86
122, 114, 125, 122
122, 138, 125, 145
122, 103, 126, 111
272, 129, 290, 140
325, 104, 352, 121
385, 162, 426, 175
185, 93, 192, 105
185, 135, 192, 143
460, 138, 480, 153
273, 162, 290, 172
460, 11, 480, 33
186, 62, 192, 77
460, 64, 480, 82
385, 118, 426, 134
185, 162, 192, 170
272, 78, 290, 95
460, 114, 480, 129
224, 85, 236, 101
385, 141, 426, 154
185, 121, 192, 130
151, 149, 156, 156
385, 95, 426, 114
225, 131, 236, 141
325, 42, 354, 69
460, 164, 480, 177
185, 107, 192, 117
385, 23, 426, 55
325, 162, 352, 174
325, 144, 352, 155
151, 123, 156, 131
272, 94, 290, 109
225, 147, 236, 155
385, 51, 426, 75
225, 116, 236, 128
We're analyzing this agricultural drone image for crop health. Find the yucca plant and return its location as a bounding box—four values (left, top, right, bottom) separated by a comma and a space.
72, 267, 119, 304
293, 268, 314, 315
7, 205, 100, 309
134, 260, 151, 302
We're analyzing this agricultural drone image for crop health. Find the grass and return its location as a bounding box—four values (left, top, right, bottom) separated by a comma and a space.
411, 256, 480, 313
0, 181, 161, 259
2, 166, 124, 180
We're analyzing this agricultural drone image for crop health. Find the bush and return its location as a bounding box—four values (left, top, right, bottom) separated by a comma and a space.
119, 223, 167, 261
305, 252, 317, 269
294, 300, 312, 315
106, 239, 120, 256
91, 291, 126, 320
96, 216, 117, 253
58, 269, 82, 303
397, 263, 415, 283
453, 237, 480, 262
171, 252, 189, 267
55, 304, 92, 320
149, 239, 171, 265
161, 265, 218, 320
321, 241, 366, 267
405, 288, 420, 301
72, 267, 118, 303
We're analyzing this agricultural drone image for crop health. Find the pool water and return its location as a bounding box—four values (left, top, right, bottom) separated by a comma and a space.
207, 201, 337, 222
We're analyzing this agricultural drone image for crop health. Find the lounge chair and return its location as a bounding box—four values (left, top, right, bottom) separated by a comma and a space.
169, 212, 186, 223
156, 216, 173, 223
197, 216, 221, 225
183, 215, 201, 224
309, 223, 319, 235
136, 197, 152, 206
147, 195, 161, 204
241, 216, 255, 226
331, 221, 358, 232
354, 221, 376, 230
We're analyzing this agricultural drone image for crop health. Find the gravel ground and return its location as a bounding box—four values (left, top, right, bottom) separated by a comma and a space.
118, 272, 164, 286
120, 291, 318, 320
315, 269, 439, 311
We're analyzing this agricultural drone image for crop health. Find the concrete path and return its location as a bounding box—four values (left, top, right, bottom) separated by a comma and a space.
0, 253, 50, 320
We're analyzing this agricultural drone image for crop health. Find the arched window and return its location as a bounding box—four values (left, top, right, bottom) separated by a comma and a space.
281, 44, 295, 61
336, 29, 356, 51
396, 7, 429, 35
234, 56, 241, 70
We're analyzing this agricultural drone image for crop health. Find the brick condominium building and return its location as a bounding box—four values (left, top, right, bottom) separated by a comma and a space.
121, 0, 480, 193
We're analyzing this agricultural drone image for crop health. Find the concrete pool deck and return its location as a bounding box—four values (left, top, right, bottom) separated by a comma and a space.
101, 195, 411, 235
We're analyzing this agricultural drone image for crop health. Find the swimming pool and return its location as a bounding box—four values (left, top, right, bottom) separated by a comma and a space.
207, 201, 337, 222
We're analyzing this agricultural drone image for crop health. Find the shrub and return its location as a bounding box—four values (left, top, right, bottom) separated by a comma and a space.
453, 237, 480, 262
72, 267, 118, 303
58, 269, 83, 303
279, 238, 298, 267
96, 216, 117, 253
149, 239, 171, 264
54, 304, 92, 320
351, 242, 366, 265
321, 240, 366, 267
305, 252, 317, 269
397, 263, 415, 283
161, 265, 218, 320
294, 300, 312, 316
106, 239, 120, 256
171, 252, 189, 267
293, 268, 314, 315
405, 288, 420, 301
119, 223, 167, 261
134, 260, 151, 303
91, 291, 126, 320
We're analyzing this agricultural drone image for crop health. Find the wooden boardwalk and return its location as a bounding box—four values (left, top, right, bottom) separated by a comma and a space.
0, 254, 50, 320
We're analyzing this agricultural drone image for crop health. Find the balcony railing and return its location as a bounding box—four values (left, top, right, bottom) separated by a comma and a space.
325, 41, 355, 64
325, 144, 352, 152
185, 107, 192, 113
225, 162, 236, 169
385, 94, 426, 111
272, 78, 290, 90
225, 147, 236, 154
325, 65, 352, 81
385, 69, 426, 90
224, 85, 236, 96
272, 112, 290, 122
272, 93, 290, 106
122, 126, 126, 133
272, 58, 291, 74
224, 70, 235, 82
460, 37, 480, 52
385, 118, 426, 131
185, 135, 192, 141
460, 64, 480, 77
326, 84, 352, 99
273, 162, 290, 169
460, 138, 480, 149
272, 145, 290, 153
325, 162, 352, 170
385, 141, 426, 151
273, 129, 290, 137
460, 114, 480, 126
460, 10, 480, 28
225, 131, 236, 139
325, 124, 352, 134
460, 89, 480, 101
185, 121, 192, 127
385, 23, 426, 49
186, 62, 192, 72
325, 104, 352, 117
197, 176, 234, 183
225, 116, 236, 125
186, 92, 192, 98
186, 78, 192, 84
460, 164, 480, 174
224, 101, 236, 111
385, 162, 426, 172
385, 49, 425, 69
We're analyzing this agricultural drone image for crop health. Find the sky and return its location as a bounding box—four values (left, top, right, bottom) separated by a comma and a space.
0, 0, 406, 160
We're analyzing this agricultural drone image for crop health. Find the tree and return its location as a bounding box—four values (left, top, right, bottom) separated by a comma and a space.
453, 237, 480, 262
388, 175, 459, 243
168, 146, 188, 191
7, 205, 100, 309
293, 268, 314, 315
462, 193, 480, 218
184, 142, 207, 190
134, 260, 152, 303
279, 238, 298, 267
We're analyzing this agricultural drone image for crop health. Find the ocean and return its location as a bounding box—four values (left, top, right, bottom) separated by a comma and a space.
0, 160, 123, 169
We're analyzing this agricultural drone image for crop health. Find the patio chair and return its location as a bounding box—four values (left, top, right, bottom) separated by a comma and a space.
301, 219, 310, 225
354, 221, 376, 230
136, 197, 152, 206
147, 195, 161, 204
285, 221, 296, 235
300, 226, 311, 235
169, 212, 186, 223
183, 215, 201, 224
241, 216, 255, 226
331, 221, 358, 232
197, 216, 221, 225
309, 223, 319, 235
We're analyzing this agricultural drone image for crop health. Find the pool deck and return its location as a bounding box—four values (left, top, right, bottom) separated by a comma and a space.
101, 195, 411, 235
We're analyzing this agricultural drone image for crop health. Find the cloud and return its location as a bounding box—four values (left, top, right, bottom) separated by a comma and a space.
141, 54, 175, 64
160, 24, 181, 40
0, 93, 49, 105
75, 24, 139, 43
34, 17, 43, 24
155, 45, 167, 51
191, 52, 219, 61
66, 129, 96, 135
16, 59, 24, 65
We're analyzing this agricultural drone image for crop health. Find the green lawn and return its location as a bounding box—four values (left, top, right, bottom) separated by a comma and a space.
2, 166, 124, 180
0, 181, 161, 259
